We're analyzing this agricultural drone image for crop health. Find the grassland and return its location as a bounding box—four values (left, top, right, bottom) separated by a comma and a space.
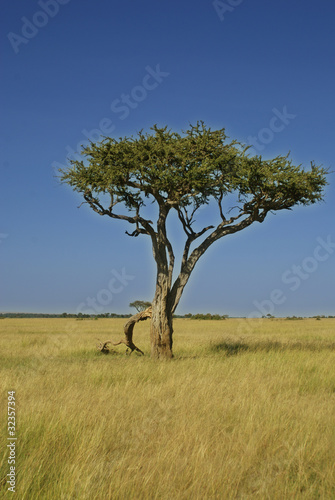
1, 317, 335, 499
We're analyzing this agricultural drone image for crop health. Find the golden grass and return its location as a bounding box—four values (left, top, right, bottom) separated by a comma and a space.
1, 318, 335, 499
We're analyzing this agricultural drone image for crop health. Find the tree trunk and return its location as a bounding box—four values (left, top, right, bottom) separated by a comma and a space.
150, 274, 173, 359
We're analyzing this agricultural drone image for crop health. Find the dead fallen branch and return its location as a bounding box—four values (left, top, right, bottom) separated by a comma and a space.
96, 340, 113, 354
97, 307, 152, 355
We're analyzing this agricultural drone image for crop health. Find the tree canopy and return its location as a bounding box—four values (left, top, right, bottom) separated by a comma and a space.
60, 123, 327, 255
129, 301, 152, 312
61, 123, 326, 209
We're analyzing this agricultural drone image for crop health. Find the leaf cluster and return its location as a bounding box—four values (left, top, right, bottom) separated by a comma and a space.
59, 122, 328, 216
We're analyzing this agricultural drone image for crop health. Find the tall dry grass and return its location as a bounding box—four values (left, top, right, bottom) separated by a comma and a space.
1, 318, 335, 499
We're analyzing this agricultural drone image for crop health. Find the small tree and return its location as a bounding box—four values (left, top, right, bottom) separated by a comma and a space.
60, 123, 328, 359
129, 300, 152, 312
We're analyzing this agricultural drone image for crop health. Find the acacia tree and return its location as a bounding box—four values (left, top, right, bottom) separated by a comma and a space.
60, 123, 328, 359
129, 300, 152, 312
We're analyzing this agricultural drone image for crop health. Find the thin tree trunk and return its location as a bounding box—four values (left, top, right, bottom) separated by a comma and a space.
150, 273, 173, 359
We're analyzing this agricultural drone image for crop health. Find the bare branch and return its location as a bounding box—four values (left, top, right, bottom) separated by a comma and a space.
83, 192, 156, 240
227, 205, 243, 214
170, 207, 269, 313
180, 224, 214, 270
125, 228, 147, 237
96, 340, 113, 353
177, 207, 193, 237
77, 201, 88, 209
104, 307, 152, 355
108, 191, 121, 211
218, 192, 226, 221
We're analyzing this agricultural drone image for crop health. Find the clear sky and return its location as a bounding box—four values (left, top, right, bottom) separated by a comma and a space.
1, 0, 334, 317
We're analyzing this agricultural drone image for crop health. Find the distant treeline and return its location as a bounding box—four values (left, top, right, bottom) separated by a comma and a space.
183, 313, 229, 320
0, 312, 132, 319
0, 312, 230, 320
285, 315, 335, 320
0, 313, 333, 320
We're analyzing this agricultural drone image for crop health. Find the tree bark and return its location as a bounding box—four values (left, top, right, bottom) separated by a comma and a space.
108, 308, 152, 355
150, 273, 174, 359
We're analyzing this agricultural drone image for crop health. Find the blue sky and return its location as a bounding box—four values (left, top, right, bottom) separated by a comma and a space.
1, 0, 334, 316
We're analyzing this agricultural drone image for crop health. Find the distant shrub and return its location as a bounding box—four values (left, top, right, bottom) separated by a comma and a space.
185, 313, 228, 320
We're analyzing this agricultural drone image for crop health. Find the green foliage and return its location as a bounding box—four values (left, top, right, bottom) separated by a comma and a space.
184, 313, 229, 320
59, 122, 328, 217
129, 300, 152, 312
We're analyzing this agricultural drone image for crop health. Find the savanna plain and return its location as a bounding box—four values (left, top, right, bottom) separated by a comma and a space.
1, 317, 335, 499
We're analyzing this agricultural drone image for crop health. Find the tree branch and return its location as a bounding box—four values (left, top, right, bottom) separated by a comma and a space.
177, 207, 193, 237
170, 206, 268, 313
154, 203, 174, 280
83, 192, 160, 257
83, 191, 154, 233
164, 235, 175, 288
218, 191, 226, 221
